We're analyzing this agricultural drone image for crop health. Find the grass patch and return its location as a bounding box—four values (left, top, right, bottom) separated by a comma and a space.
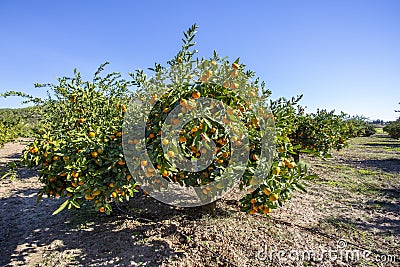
358, 169, 378, 175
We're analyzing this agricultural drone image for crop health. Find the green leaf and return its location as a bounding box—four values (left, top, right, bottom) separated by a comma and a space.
52, 199, 69, 215
294, 183, 307, 192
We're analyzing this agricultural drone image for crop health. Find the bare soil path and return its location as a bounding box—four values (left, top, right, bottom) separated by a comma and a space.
0, 134, 399, 266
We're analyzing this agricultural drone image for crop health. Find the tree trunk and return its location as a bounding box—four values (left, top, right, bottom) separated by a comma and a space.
202, 201, 217, 216
293, 152, 300, 163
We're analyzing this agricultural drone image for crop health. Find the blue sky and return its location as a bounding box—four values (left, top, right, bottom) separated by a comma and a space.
1, 0, 399, 121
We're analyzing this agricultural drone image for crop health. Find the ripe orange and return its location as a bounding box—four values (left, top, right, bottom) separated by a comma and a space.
269, 193, 279, 202
272, 167, 281, 176
263, 207, 272, 215
72, 171, 79, 178
250, 198, 257, 204
29, 147, 38, 154
232, 62, 240, 69
230, 70, 238, 78
49, 177, 56, 183
117, 160, 125, 165
179, 136, 187, 143
167, 151, 175, 157
223, 81, 230, 88
141, 160, 148, 166
91, 152, 98, 158
180, 99, 188, 106
192, 91, 201, 99
92, 190, 101, 196
230, 82, 239, 89
110, 134, 115, 140
52, 155, 59, 161
78, 118, 85, 123
88, 131, 96, 138
288, 162, 296, 169
149, 133, 155, 139
162, 139, 169, 145
78, 181, 84, 186
263, 188, 271, 195
109, 182, 114, 188
126, 174, 132, 180
99, 207, 105, 213
249, 209, 257, 215
162, 170, 168, 177
85, 194, 94, 200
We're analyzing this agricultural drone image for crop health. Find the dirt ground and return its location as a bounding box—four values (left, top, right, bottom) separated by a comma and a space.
0, 134, 399, 267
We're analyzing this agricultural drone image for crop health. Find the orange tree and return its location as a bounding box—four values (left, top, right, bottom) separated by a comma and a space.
6, 24, 316, 216
383, 103, 400, 139
288, 109, 349, 162
8, 67, 140, 214
343, 115, 376, 137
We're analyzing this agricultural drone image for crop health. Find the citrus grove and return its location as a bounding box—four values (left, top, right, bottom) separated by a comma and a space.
1, 25, 376, 216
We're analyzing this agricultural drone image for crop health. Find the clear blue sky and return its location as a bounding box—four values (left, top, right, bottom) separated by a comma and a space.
1, 0, 399, 121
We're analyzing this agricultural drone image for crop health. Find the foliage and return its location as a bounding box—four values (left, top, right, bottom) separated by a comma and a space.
383, 103, 400, 139
343, 115, 376, 137
0, 107, 40, 146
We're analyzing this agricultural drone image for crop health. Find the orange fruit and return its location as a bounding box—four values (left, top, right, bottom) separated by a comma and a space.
116, 131, 122, 137
223, 81, 230, 88
249, 209, 257, 215
272, 167, 281, 176
230, 70, 238, 78
97, 148, 103, 154
52, 155, 59, 161
111, 192, 117, 198
72, 171, 79, 178
162, 170, 168, 177
85, 194, 94, 200
162, 139, 169, 145
149, 133, 155, 139
263, 207, 272, 215
92, 190, 101, 196
141, 160, 148, 167
126, 174, 132, 180
288, 162, 296, 169
110, 134, 115, 140
179, 136, 187, 143
180, 99, 188, 106
192, 91, 201, 99
109, 182, 114, 188
78, 181, 84, 186
269, 193, 279, 202
99, 207, 105, 213
230, 82, 239, 89
263, 188, 271, 195
167, 151, 175, 157
232, 62, 240, 69
91, 152, 98, 158
250, 198, 257, 204
29, 147, 39, 154
117, 160, 125, 165
78, 118, 85, 123
88, 132, 96, 138
49, 177, 56, 183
